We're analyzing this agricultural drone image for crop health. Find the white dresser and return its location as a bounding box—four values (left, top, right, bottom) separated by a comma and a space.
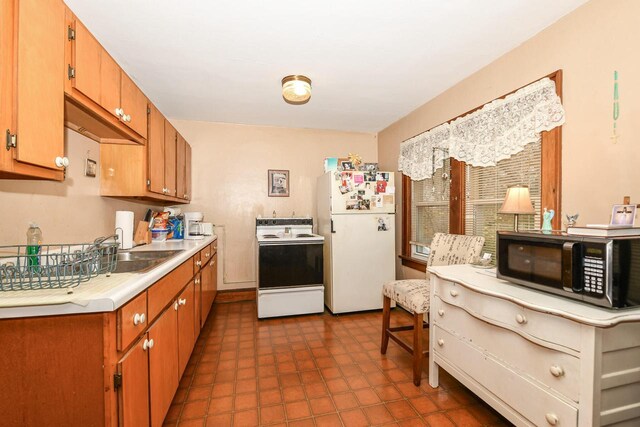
428, 265, 640, 427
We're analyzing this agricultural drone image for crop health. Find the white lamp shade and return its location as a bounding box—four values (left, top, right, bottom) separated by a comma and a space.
499, 185, 535, 214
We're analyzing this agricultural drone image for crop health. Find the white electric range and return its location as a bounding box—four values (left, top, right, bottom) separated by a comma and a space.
256, 218, 325, 318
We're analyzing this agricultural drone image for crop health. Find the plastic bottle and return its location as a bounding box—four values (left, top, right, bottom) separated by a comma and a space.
26, 223, 42, 269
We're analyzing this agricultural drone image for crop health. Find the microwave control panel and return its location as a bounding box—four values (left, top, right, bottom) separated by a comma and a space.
583, 255, 605, 295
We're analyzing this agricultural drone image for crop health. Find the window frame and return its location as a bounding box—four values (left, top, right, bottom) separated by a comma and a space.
400, 70, 563, 272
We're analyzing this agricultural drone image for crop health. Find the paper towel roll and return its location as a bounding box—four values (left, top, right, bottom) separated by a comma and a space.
115, 211, 134, 250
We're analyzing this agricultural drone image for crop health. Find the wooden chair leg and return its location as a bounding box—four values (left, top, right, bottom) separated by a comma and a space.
412, 311, 423, 386
381, 295, 391, 354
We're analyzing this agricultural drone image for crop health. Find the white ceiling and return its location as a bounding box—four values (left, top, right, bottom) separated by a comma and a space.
65, 0, 587, 133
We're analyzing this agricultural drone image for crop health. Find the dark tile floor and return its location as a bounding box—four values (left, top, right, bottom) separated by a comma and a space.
163, 301, 511, 427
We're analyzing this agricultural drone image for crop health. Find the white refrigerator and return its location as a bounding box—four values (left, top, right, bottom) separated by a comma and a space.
317, 170, 396, 313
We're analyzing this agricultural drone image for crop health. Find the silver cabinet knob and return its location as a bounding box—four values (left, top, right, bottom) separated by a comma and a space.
133, 312, 146, 326
143, 338, 151, 351
195, 278, 200, 285
438, 309, 444, 316
178, 298, 186, 306
174, 301, 179, 311
449, 289, 459, 297
437, 339, 444, 347
516, 314, 527, 324
205, 252, 210, 258
115, 107, 124, 117
196, 260, 202, 267
55, 156, 69, 168
124, 114, 131, 122
545, 413, 559, 425
549, 365, 565, 377
147, 339, 154, 349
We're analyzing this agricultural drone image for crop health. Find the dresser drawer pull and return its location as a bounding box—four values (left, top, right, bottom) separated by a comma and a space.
143, 338, 155, 351
545, 413, 559, 425
195, 260, 202, 267
516, 314, 527, 324
133, 312, 146, 326
195, 278, 200, 285
449, 289, 459, 297
437, 338, 444, 347
549, 365, 565, 377
438, 309, 444, 316
178, 298, 187, 306
205, 252, 210, 258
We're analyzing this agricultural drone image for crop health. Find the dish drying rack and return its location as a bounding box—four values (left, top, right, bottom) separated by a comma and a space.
0, 235, 119, 292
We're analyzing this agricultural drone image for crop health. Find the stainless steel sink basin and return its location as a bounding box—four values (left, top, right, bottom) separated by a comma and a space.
113, 250, 184, 274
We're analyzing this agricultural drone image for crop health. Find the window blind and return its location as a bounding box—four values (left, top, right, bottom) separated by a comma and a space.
464, 141, 542, 257
411, 159, 451, 248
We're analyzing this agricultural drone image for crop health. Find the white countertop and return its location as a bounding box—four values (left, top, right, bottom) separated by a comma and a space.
0, 236, 217, 319
428, 265, 640, 327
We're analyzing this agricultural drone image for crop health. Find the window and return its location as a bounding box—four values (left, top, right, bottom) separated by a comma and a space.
464, 141, 541, 257
400, 71, 562, 271
410, 159, 450, 260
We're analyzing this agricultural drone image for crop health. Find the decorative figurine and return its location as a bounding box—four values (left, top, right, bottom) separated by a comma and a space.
565, 213, 579, 229
542, 208, 555, 232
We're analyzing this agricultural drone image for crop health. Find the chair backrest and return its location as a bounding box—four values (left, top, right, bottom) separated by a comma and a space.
427, 233, 485, 275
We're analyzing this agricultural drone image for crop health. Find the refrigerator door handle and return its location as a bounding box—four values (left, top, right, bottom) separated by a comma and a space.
331, 219, 335, 233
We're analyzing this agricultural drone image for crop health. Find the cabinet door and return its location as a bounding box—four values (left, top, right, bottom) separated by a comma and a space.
147, 103, 165, 195
185, 143, 192, 201
177, 282, 195, 377
148, 306, 179, 427
164, 120, 177, 197
194, 273, 201, 332
201, 259, 216, 326
118, 334, 150, 427
72, 19, 100, 104
100, 50, 121, 118
176, 133, 186, 200
15, 0, 65, 170
212, 253, 218, 303
120, 72, 148, 138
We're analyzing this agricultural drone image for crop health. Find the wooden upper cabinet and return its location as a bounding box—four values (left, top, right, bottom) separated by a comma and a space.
164, 120, 177, 198
72, 20, 100, 104
99, 51, 121, 119
120, 72, 148, 139
176, 133, 186, 200
185, 143, 192, 201
118, 334, 150, 427
148, 305, 179, 427
13, 0, 65, 171
147, 103, 165, 195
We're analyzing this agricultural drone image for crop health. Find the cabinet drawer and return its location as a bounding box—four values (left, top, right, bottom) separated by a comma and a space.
433, 326, 577, 427
193, 252, 202, 275
200, 245, 213, 264
148, 260, 192, 322
434, 279, 581, 351
211, 239, 218, 255
433, 296, 581, 402
117, 291, 148, 351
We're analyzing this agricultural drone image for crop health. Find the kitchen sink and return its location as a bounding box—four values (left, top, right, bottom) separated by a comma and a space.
112, 250, 184, 274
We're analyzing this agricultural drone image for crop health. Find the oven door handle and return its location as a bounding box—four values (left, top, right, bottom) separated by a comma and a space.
331, 219, 335, 233
562, 242, 582, 292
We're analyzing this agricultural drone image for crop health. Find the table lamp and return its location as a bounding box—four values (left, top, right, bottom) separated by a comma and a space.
499, 185, 535, 232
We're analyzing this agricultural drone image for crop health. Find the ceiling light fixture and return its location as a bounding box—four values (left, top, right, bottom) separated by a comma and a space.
282, 75, 312, 105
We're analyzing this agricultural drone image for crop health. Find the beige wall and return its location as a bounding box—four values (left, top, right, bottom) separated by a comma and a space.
378, 0, 640, 280
0, 129, 157, 244
171, 120, 377, 290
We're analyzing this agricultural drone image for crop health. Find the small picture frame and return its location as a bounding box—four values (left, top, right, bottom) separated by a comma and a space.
364, 162, 378, 173
84, 158, 97, 177
268, 169, 289, 197
341, 161, 355, 171
610, 204, 636, 226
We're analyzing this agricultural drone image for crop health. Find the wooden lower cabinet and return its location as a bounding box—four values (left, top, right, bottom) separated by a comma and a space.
177, 282, 196, 377
148, 302, 180, 427
118, 334, 150, 427
200, 255, 217, 327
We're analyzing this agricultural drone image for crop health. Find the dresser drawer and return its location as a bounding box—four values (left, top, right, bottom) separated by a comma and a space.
211, 239, 218, 255
433, 326, 578, 427
193, 252, 202, 274
200, 244, 213, 264
434, 279, 581, 351
117, 291, 148, 351
433, 296, 581, 402
148, 260, 193, 321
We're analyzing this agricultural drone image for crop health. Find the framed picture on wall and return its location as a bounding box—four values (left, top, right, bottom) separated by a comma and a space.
268, 170, 290, 197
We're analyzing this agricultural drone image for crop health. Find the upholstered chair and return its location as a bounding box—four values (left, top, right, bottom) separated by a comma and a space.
381, 233, 485, 385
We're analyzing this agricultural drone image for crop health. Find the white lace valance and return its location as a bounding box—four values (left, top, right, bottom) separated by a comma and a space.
398, 77, 565, 180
